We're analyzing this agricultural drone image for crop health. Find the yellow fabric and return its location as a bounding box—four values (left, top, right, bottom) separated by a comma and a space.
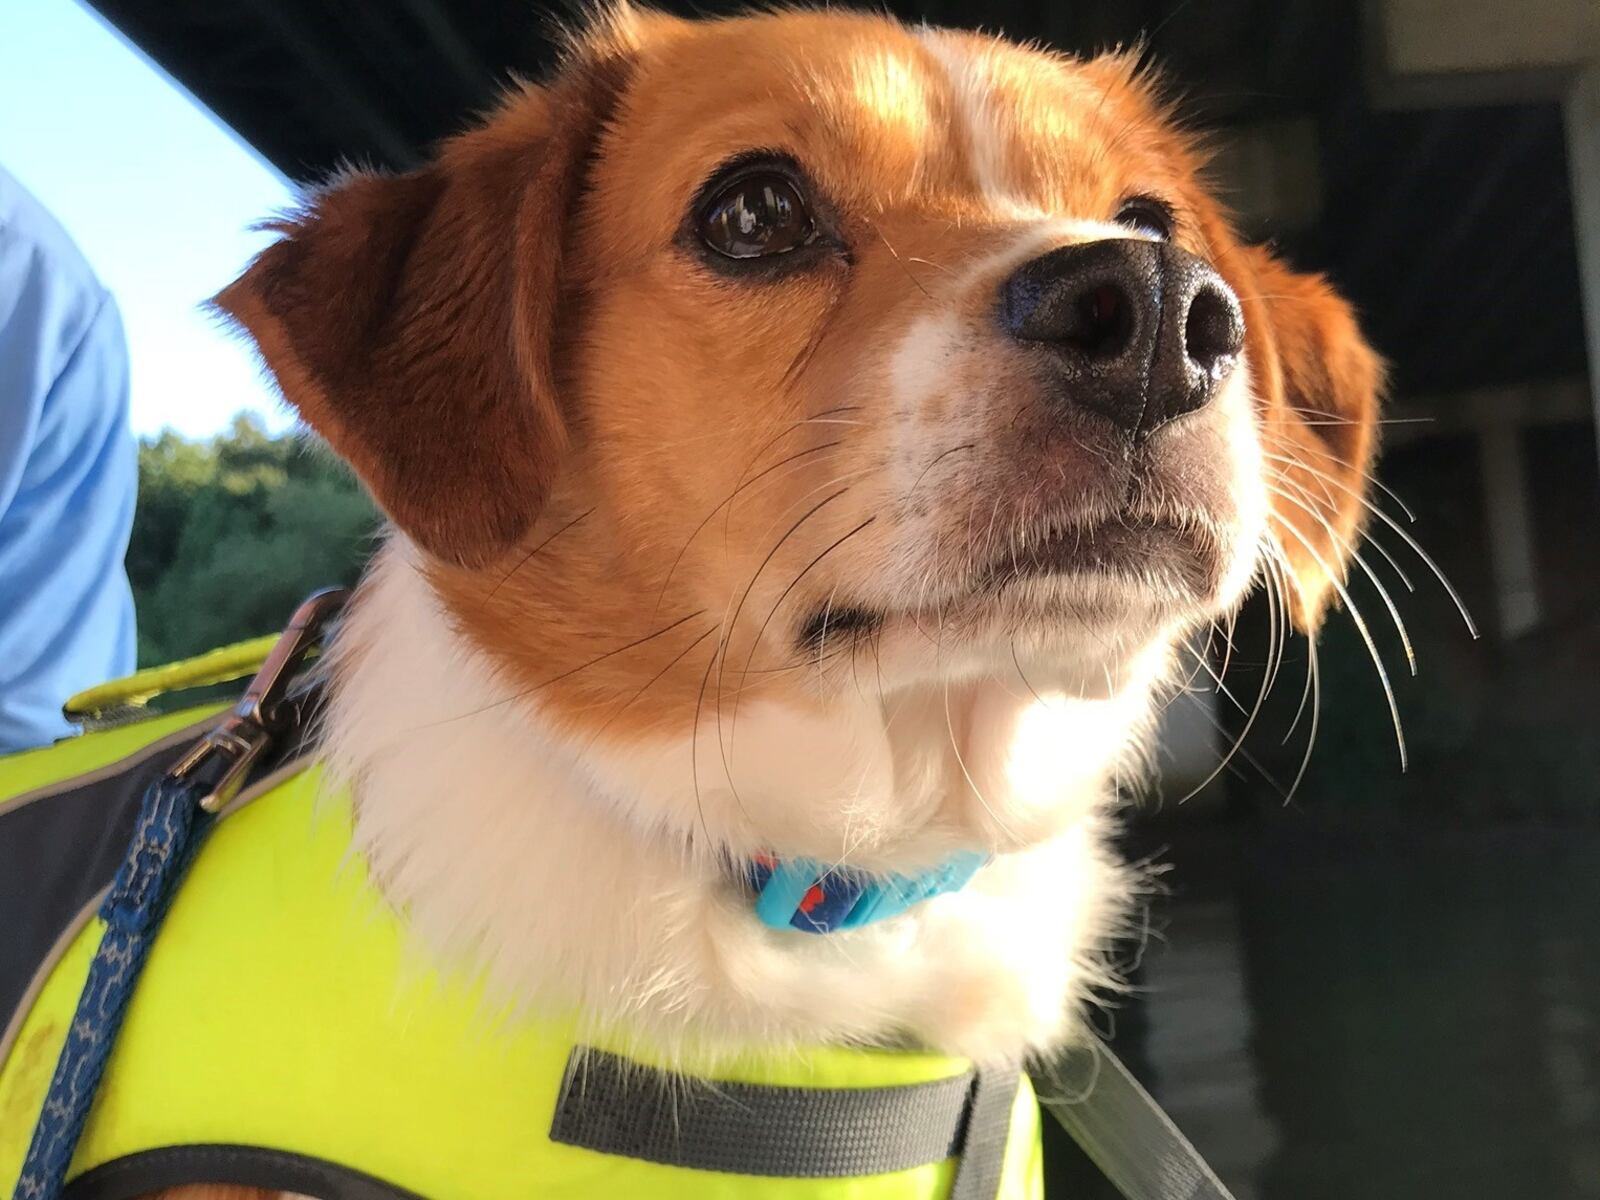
62, 635, 281, 718
0, 764, 1044, 1200
0, 704, 226, 805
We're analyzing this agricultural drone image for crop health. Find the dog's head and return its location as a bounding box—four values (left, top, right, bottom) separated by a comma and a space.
218, 6, 1379, 851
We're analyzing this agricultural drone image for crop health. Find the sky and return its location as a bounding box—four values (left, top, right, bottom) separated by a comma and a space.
0, 0, 297, 437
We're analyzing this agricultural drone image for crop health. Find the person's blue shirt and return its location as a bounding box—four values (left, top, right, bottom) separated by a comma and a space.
0, 165, 137, 752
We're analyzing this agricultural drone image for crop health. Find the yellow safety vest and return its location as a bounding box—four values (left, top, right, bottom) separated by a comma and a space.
0, 698, 1044, 1200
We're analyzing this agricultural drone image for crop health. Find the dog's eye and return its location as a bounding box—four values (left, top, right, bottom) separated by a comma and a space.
1115, 196, 1176, 241
698, 172, 816, 260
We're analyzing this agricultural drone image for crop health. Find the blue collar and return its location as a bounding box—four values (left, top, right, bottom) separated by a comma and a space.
745, 851, 988, 934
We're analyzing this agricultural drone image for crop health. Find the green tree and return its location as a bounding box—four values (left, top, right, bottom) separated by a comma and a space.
129, 415, 380, 665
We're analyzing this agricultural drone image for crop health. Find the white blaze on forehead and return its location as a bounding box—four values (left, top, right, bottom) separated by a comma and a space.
915, 31, 1143, 230
917, 29, 1033, 216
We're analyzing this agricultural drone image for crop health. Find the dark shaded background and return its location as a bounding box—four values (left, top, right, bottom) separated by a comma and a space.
86, 1, 1600, 1195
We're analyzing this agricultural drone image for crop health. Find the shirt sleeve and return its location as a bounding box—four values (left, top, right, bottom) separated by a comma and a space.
0, 241, 138, 753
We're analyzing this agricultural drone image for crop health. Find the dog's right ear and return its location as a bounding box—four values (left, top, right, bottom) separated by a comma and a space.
213, 58, 630, 569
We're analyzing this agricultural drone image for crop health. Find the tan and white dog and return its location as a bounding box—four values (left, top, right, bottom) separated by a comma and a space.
213, 0, 1378, 1132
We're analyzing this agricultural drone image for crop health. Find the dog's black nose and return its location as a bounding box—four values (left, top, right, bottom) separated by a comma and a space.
998, 239, 1244, 438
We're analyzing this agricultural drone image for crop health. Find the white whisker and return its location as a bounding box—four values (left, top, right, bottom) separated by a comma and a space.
1260, 446, 1476, 637
1260, 435, 1418, 523
1267, 481, 1416, 677
1271, 515, 1407, 769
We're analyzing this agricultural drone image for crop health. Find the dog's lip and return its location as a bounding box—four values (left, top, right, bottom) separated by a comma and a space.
795, 513, 1218, 648
976, 515, 1213, 592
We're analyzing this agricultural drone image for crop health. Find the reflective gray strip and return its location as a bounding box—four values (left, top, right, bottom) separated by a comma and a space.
0, 888, 108, 1077
551, 1048, 1017, 1190
1037, 1039, 1238, 1200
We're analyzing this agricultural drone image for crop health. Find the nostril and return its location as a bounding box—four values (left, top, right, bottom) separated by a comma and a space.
1184, 284, 1243, 374
1066, 282, 1134, 359
995, 239, 1168, 437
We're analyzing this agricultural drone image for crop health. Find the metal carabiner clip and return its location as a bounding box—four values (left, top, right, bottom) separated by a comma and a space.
168, 586, 350, 813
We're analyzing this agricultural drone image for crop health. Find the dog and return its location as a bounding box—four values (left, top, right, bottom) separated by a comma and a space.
184, 3, 1376, 1193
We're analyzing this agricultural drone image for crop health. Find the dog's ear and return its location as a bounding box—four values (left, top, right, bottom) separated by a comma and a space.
213, 59, 629, 568
1235, 245, 1385, 632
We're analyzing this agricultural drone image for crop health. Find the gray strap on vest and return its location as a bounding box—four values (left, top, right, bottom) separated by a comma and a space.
550, 1047, 1017, 1195
949, 1064, 1021, 1200
1037, 1038, 1239, 1200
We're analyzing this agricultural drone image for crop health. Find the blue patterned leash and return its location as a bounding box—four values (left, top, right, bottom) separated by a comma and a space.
12, 589, 347, 1200
13, 775, 215, 1200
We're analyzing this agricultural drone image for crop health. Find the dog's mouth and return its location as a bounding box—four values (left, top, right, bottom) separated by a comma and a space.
975, 515, 1217, 594
796, 511, 1222, 652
